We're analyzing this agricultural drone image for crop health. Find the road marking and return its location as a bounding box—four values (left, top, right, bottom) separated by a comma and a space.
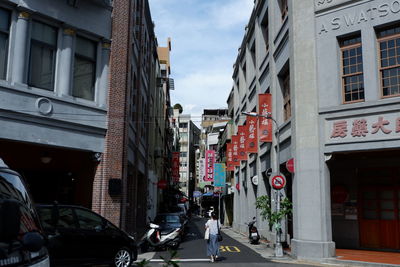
220, 245, 241, 252
149, 259, 210, 262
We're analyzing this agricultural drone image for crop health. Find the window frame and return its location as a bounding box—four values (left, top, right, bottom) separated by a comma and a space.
340, 37, 365, 104
282, 72, 291, 122
377, 29, 400, 99
72, 35, 97, 101
0, 8, 11, 80
279, 0, 288, 22
28, 20, 58, 91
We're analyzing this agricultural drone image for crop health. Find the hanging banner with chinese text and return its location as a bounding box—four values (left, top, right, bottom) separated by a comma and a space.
231, 136, 240, 166
226, 143, 235, 171
214, 163, 226, 187
172, 152, 180, 182
238, 125, 247, 161
205, 150, 215, 182
246, 116, 258, 153
258, 93, 273, 142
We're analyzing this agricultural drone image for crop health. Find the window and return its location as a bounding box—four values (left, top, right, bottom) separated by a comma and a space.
28, 21, 57, 90
281, 71, 291, 121
75, 208, 103, 230
377, 25, 400, 98
179, 122, 188, 128
57, 208, 77, 229
0, 8, 10, 80
73, 36, 96, 100
279, 0, 288, 21
180, 152, 187, 158
340, 36, 364, 103
260, 13, 269, 52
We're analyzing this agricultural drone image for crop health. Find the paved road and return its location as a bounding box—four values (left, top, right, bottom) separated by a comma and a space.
136, 217, 314, 267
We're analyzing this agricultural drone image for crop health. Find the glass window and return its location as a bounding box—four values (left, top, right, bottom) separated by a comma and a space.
279, 0, 288, 21
75, 208, 103, 230
377, 25, 400, 98
28, 21, 57, 90
281, 71, 291, 121
73, 36, 96, 100
57, 208, 77, 229
0, 8, 10, 80
340, 36, 364, 103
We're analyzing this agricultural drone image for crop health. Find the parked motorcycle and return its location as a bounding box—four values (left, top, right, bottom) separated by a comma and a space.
247, 217, 260, 244
140, 222, 181, 252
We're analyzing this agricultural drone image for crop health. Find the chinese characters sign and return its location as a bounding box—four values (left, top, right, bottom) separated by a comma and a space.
172, 152, 180, 182
258, 93, 273, 142
246, 116, 258, 153
226, 143, 235, 171
205, 150, 215, 182
198, 158, 205, 182
238, 125, 247, 161
231, 135, 240, 166
328, 114, 400, 143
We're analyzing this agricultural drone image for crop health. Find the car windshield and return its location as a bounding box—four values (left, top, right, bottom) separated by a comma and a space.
0, 170, 40, 241
155, 215, 180, 224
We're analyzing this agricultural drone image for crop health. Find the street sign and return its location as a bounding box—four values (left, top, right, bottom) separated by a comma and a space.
213, 163, 226, 187
286, 158, 294, 173
265, 168, 273, 178
270, 174, 286, 190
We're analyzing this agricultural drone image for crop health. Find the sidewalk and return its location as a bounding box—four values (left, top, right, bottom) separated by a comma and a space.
221, 226, 400, 267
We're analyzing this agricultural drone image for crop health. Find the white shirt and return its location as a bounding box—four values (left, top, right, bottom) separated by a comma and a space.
205, 219, 221, 235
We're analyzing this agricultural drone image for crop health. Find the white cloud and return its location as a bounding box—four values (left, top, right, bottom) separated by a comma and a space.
149, 0, 254, 126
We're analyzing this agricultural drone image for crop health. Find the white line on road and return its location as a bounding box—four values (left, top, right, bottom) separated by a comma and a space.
149, 259, 211, 262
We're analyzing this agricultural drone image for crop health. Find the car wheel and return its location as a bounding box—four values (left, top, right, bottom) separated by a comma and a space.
114, 247, 132, 267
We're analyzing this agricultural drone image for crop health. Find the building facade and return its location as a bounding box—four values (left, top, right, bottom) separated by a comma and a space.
0, 0, 111, 208
229, 0, 400, 260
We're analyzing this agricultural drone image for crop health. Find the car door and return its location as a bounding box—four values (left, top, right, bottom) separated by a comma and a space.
37, 206, 83, 265
74, 207, 109, 263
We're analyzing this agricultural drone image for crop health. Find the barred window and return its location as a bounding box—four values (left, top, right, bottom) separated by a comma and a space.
0, 8, 10, 80
73, 36, 96, 100
377, 25, 400, 98
28, 21, 57, 90
340, 36, 364, 103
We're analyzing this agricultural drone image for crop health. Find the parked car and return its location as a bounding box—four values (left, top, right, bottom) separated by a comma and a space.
153, 213, 186, 236
36, 204, 137, 267
0, 157, 50, 266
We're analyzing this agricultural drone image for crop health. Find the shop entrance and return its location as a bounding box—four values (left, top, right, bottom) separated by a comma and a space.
359, 186, 400, 249
330, 151, 400, 251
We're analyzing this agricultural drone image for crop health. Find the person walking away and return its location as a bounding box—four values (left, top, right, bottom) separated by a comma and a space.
205, 212, 221, 262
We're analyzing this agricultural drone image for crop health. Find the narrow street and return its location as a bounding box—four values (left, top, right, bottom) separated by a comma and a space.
137, 217, 314, 267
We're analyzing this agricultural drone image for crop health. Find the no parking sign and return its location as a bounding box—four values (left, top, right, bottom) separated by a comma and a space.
269, 174, 286, 190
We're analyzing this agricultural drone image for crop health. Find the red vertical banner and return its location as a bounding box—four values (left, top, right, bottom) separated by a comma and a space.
172, 152, 180, 182
258, 93, 273, 142
238, 126, 247, 161
231, 136, 240, 166
226, 143, 235, 171
205, 150, 215, 182
246, 116, 258, 153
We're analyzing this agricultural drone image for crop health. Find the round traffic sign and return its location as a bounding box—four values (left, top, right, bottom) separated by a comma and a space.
271, 174, 286, 190
286, 158, 294, 173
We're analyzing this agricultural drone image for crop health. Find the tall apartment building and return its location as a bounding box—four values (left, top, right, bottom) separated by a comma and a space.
0, 0, 111, 208
173, 111, 200, 200
229, 0, 400, 260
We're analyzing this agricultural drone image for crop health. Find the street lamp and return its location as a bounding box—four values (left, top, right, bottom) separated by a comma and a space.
242, 111, 283, 257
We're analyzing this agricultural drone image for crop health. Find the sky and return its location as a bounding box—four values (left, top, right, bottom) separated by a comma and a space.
148, 0, 254, 125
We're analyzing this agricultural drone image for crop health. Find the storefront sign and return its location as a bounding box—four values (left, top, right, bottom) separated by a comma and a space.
258, 94, 273, 142
205, 150, 215, 182
213, 163, 226, 187
231, 136, 240, 166
172, 152, 180, 182
246, 116, 258, 153
327, 114, 400, 144
238, 125, 247, 161
199, 158, 205, 181
226, 143, 235, 171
